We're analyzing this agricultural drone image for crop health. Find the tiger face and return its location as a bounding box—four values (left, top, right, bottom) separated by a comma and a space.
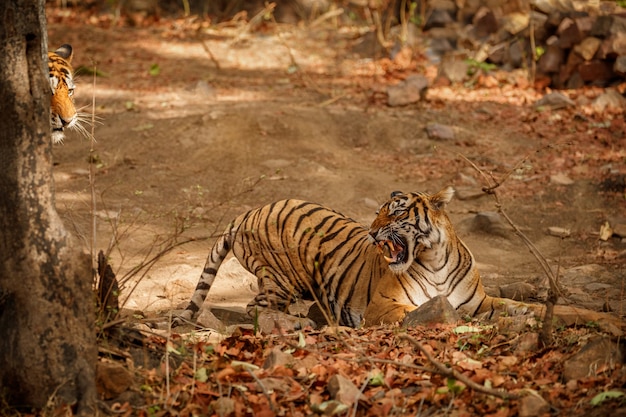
48, 44, 78, 144
369, 187, 455, 273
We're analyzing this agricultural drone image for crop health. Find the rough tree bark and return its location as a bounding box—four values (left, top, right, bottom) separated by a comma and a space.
0, 0, 96, 414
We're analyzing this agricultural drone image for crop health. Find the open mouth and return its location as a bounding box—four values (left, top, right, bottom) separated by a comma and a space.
376, 239, 406, 264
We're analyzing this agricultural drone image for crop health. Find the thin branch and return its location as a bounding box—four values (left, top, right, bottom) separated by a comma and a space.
399, 335, 519, 400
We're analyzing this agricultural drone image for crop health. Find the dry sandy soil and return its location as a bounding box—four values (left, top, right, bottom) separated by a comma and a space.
47, 9, 626, 329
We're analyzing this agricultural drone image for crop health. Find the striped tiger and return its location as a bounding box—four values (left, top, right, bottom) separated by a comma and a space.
363, 187, 526, 324
363, 187, 624, 330
174, 200, 388, 328
176, 188, 624, 330
48, 44, 86, 144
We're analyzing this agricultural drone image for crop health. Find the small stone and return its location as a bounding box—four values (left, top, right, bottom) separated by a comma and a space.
472, 7, 498, 38
502, 12, 529, 35
550, 173, 574, 185
534, 92, 575, 110
562, 336, 625, 382
196, 309, 225, 330
547, 226, 571, 237
439, 56, 470, 83
387, 74, 428, 107
518, 390, 550, 417
425, 123, 455, 141
592, 90, 626, 113
514, 332, 539, 354
327, 374, 365, 406
263, 347, 294, 369
403, 295, 461, 326
574, 37, 602, 61
614, 55, 626, 74
97, 361, 133, 400
466, 212, 510, 238
212, 397, 235, 417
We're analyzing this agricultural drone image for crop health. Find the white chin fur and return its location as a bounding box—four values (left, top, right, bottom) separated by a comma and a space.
51, 130, 65, 144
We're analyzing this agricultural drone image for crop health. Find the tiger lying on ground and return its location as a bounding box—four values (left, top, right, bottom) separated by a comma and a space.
48, 44, 83, 144
175, 188, 623, 331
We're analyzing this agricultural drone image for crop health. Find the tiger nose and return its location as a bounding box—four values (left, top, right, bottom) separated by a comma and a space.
59, 115, 75, 127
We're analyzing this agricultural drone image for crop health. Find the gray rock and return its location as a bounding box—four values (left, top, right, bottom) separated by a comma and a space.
403, 295, 461, 326
425, 123, 455, 141
534, 92, 575, 110
387, 74, 429, 107
592, 90, 626, 113
466, 211, 510, 238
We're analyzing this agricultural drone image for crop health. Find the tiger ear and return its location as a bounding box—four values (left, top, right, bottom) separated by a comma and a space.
431, 187, 454, 210
54, 44, 73, 62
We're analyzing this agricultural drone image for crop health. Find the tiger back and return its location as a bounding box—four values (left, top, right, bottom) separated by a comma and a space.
364, 187, 624, 330
176, 199, 389, 328
48, 44, 78, 144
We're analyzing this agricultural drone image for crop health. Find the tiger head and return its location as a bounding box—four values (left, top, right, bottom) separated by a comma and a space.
48, 44, 78, 144
369, 187, 455, 273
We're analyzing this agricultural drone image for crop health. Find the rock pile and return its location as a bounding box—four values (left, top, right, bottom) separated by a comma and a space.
421, 0, 626, 88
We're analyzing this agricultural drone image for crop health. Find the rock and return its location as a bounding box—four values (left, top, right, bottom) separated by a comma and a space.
212, 397, 235, 417
197, 309, 225, 330
538, 44, 565, 74
514, 332, 539, 354
502, 12, 529, 35
327, 374, 365, 406
97, 361, 134, 400
466, 211, 510, 238
425, 123, 455, 141
556, 17, 584, 49
387, 74, 429, 107
498, 282, 537, 301
518, 390, 550, 417
578, 60, 615, 83
614, 55, 626, 74
534, 91, 575, 110
574, 37, 602, 61
549, 173, 574, 185
592, 90, 626, 113
256, 310, 316, 334
439, 55, 469, 83
562, 336, 625, 381
530, 0, 560, 14
612, 223, 626, 238
472, 7, 498, 38
591, 15, 626, 38
263, 346, 294, 369
403, 295, 461, 326
547, 226, 571, 237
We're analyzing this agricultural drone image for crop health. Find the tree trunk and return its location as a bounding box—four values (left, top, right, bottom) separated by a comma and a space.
0, 0, 97, 414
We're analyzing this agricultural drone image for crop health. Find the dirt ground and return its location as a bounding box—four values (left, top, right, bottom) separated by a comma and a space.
47, 9, 626, 328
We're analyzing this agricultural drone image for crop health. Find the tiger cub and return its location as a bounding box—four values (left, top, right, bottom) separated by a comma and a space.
48, 44, 80, 144
175, 200, 389, 328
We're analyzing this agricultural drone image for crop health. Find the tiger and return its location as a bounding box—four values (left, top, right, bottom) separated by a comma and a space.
363, 187, 624, 330
174, 199, 389, 328
176, 188, 624, 330
48, 44, 81, 144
